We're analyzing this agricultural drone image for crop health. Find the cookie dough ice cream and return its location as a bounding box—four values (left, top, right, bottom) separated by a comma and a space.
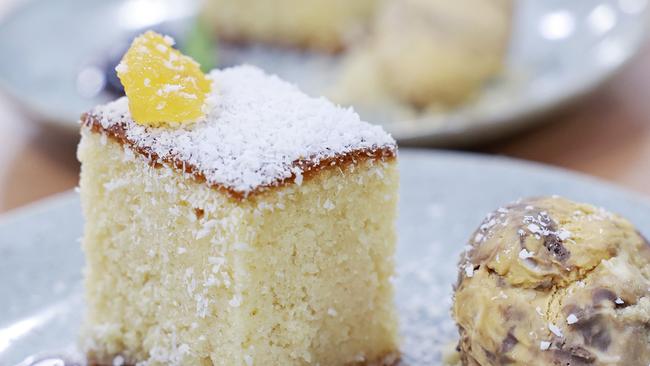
453, 196, 650, 365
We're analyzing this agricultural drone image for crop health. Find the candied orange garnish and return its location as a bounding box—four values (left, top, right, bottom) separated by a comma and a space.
116, 31, 211, 127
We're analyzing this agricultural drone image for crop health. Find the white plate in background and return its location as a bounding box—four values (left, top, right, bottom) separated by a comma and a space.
0, 0, 648, 147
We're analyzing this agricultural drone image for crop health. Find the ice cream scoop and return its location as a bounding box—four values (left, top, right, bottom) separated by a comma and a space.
453, 196, 650, 366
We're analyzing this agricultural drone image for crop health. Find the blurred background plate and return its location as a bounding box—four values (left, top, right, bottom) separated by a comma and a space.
2, 150, 650, 365
0, 0, 199, 129
0, 0, 648, 146
391, 0, 650, 145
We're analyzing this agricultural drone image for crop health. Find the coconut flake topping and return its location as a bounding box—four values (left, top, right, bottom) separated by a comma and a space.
87, 65, 396, 195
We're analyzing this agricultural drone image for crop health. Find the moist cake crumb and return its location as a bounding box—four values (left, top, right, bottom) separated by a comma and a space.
78, 65, 399, 366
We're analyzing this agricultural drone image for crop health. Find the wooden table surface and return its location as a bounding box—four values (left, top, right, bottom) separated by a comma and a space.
483, 42, 650, 196
1, 10, 649, 214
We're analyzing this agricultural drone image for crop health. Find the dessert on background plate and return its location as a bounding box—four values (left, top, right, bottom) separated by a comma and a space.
203, 0, 513, 111
3, 0, 647, 146
332, 0, 513, 110
202, 0, 379, 52
77, 31, 399, 365
453, 196, 650, 365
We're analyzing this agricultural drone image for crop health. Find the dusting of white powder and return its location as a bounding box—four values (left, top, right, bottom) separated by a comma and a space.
112, 355, 125, 366
244, 355, 253, 366
229, 295, 242, 307
163, 35, 175, 45
464, 265, 474, 278
566, 314, 578, 324
323, 199, 335, 210
115, 63, 128, 74
88, 66, 395, 195
518, 248, 535, 260
548, 323, 564, 337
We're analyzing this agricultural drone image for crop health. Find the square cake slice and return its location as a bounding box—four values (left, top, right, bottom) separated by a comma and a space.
77, 66, 399, 366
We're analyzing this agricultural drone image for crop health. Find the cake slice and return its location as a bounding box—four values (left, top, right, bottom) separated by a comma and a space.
77, 63, 399, 365
202, 0, 378, 52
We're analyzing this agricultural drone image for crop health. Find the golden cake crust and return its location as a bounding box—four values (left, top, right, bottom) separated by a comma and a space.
81, 113, 396, 200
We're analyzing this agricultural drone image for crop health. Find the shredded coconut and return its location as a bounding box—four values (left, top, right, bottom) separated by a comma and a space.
523, 211, 571, 246
323, 199, 335, 210
557, 228, 572, 240
566, 314, 578, 324
157, 84, 183, 95
163, 35, 175, 45
548, 323, 564, 337
243, 355, 253, 366
112, 355, 125, 366
228, 295, 242, 307
540, 341, 551, 350
115, 62, 128, 73
88, 66, 395, 196
518, 248, 535, 260
464, 265, 474, 278
233, 242, 250, 251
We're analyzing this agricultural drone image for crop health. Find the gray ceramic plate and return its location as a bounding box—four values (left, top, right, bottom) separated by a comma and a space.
0, 0, 648, 146
1, 150, 650, 366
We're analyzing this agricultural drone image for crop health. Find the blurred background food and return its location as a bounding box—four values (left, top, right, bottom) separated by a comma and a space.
1, 0, 650, 212
205, 0, 513, 111
333, 0, 512, 109
203, 0, 378, 52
